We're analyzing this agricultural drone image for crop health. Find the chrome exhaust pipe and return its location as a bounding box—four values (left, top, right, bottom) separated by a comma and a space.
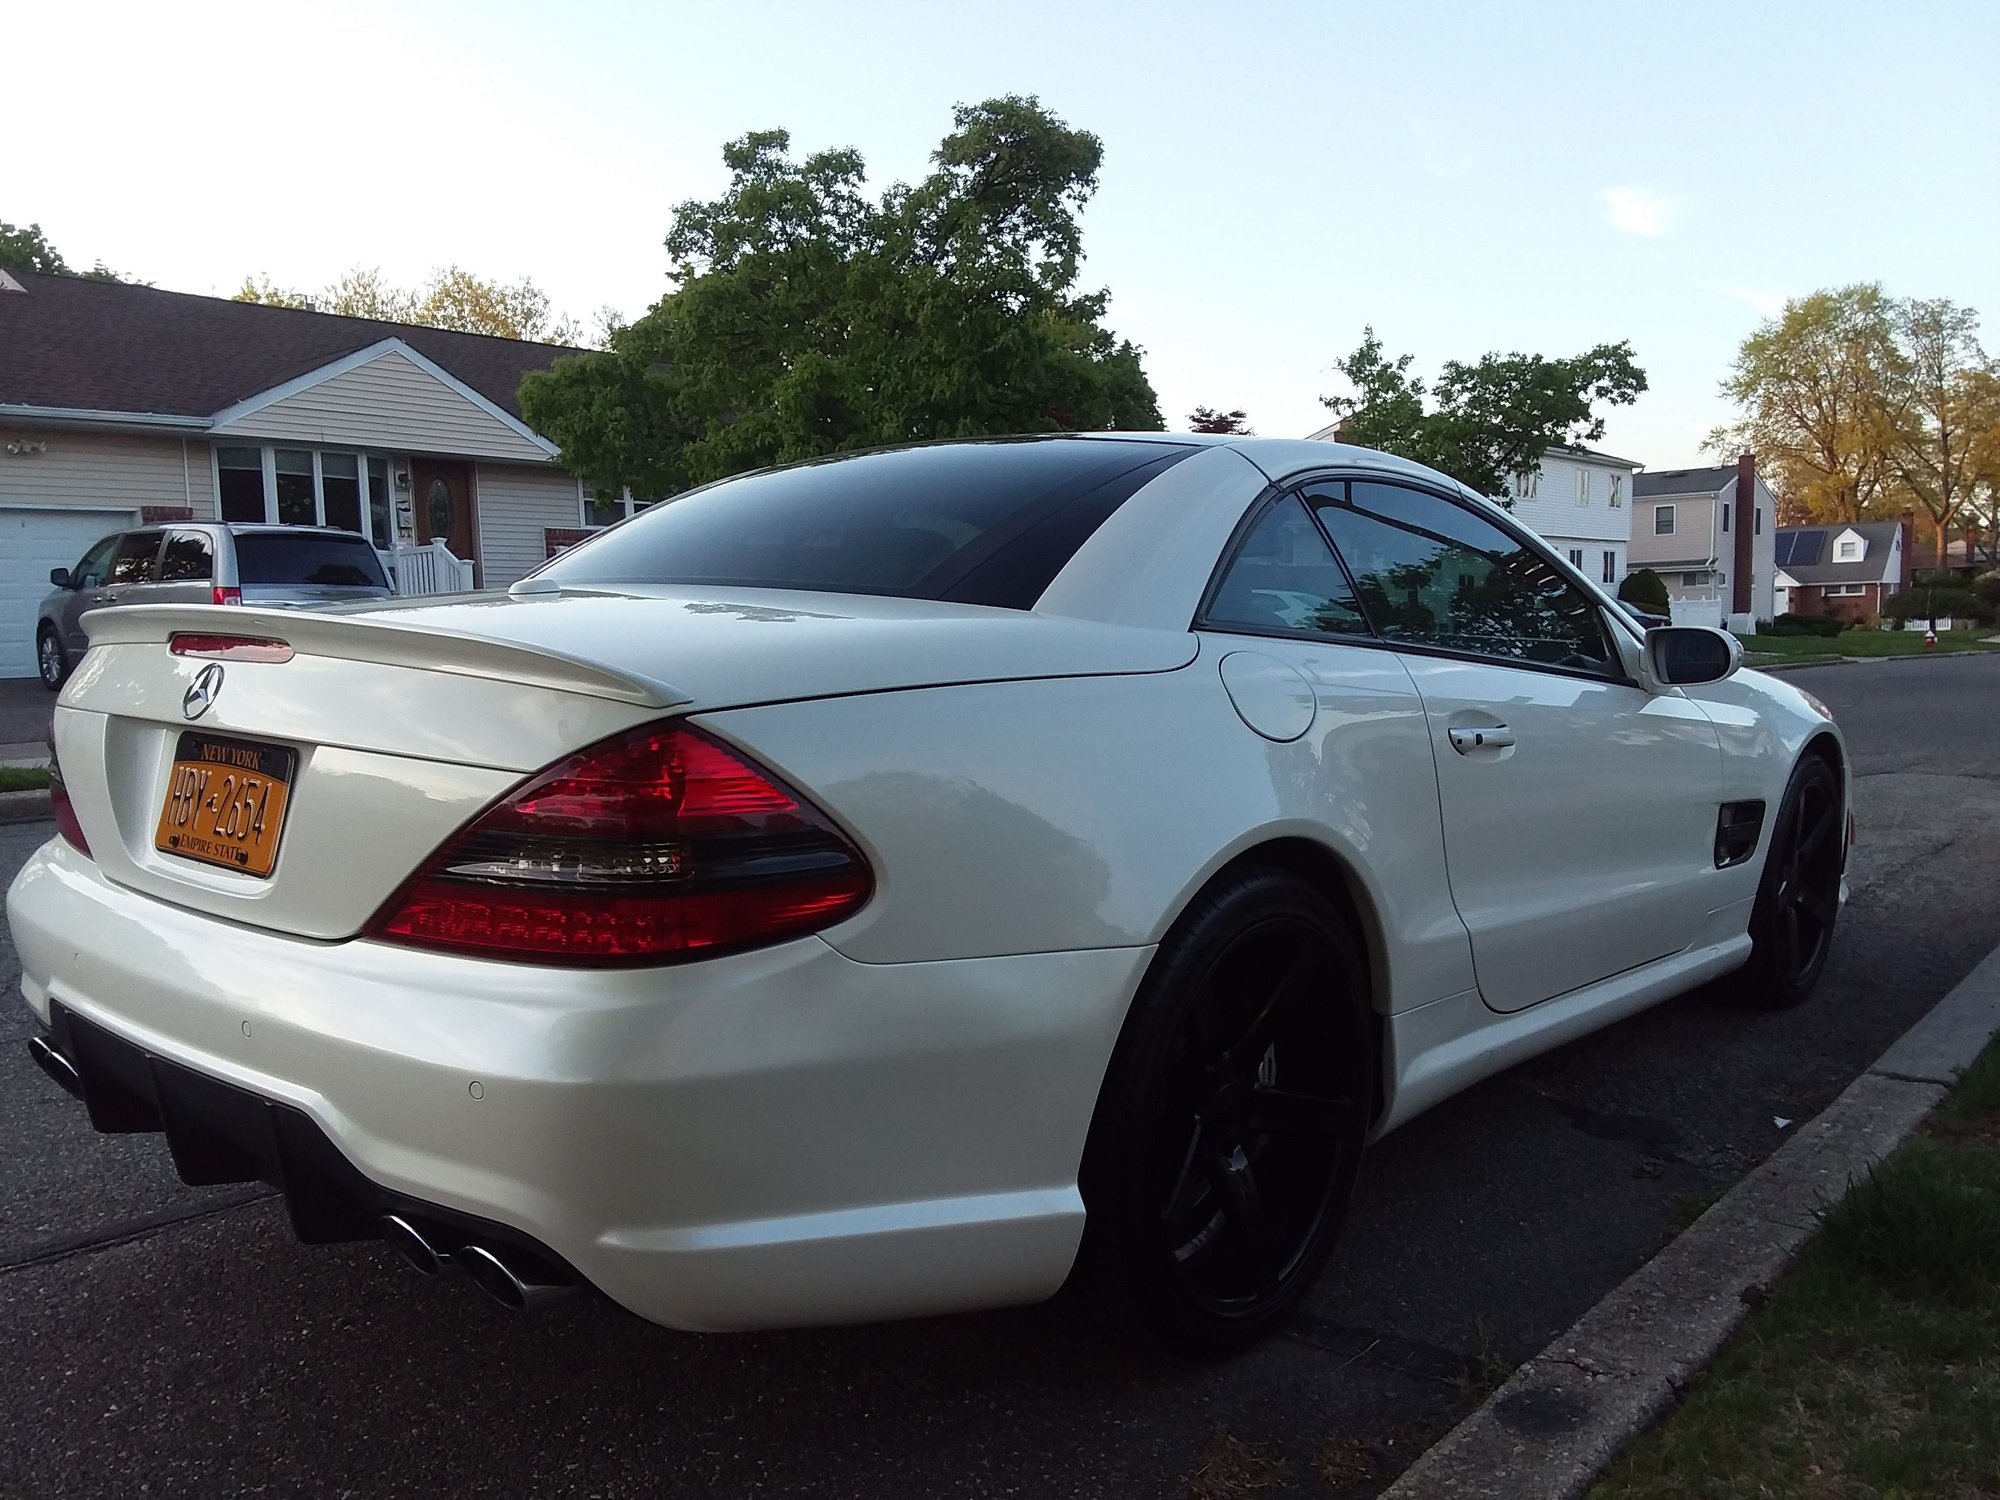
27, 1035, 83, 1099
382, 1214, 449, 1276
459, 1243, 577, 1312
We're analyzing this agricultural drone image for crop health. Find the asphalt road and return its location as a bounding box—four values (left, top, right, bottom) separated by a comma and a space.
4, 654, 1998, 1498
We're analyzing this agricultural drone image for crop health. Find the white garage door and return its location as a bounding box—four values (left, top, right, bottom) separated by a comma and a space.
0, 508, 137, 678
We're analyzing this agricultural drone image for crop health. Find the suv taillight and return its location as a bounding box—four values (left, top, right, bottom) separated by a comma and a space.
211, 585, 242, 606
365, 723, 871, 966
47, 725, 89, 859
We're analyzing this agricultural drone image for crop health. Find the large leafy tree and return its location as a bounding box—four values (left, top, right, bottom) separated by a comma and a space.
1707, 284, 1902, 526
520, 97, 1162, 496
2, 218, 125, 281
234, 265, 582, 343
1885, 297, 1997, 569
1319, 329, 1646, 499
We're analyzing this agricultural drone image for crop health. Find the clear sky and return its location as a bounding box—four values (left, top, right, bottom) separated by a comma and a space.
10, 0, 1997, 468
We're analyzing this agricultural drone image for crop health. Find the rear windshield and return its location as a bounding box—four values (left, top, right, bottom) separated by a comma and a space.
233, 532, 389, 589
535, 438, 1196, 607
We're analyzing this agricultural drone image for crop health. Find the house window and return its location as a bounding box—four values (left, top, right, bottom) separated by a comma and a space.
1825, 583, 1867, 597
1681, 571, 1706, 587
1602, 551, 1617, 584
1721, 502, 1730, 532
1575, 469, 1591, 505
582, 487, 658, 529
1568, 547, 1584, 568
1755, 507, 1763, 536
216, 446, 267, 522
1655, 504, 1676, 536
1835, 535, 1863, 562
213, 444, 395, 545
1608, 474, 1624, 508
1511, 469, 1540, 499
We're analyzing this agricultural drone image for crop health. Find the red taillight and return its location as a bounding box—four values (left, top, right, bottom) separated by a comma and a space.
211, 585, 243, 606
170, 633, 293, 662
365, 723, 871, 966
46, 728, 89, 859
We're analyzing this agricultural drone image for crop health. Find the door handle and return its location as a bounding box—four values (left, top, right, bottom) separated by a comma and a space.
1448, 724, 1515, 754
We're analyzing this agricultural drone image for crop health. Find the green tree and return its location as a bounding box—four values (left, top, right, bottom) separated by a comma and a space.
1319, 328, 1646, 499
1617, 567, 1671, 614
1707, 284, 1902, 526
520, 97, 1162, 496
1189, 406, 1253, 434
1, 219, 68, 274
2, 219, 126, 281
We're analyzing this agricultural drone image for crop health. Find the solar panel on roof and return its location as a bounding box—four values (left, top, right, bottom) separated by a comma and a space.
1791, 533, 1824, 565
1775, 533, 1796, 565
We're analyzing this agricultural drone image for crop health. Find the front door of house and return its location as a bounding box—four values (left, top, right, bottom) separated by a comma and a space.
410, 459, 478, 585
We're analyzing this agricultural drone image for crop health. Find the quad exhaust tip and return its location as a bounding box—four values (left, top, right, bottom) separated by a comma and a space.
459, 1243, 578, 1312
27, 1036, 83, 1099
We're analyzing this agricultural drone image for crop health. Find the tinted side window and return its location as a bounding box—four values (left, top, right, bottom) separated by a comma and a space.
1202, 495, 1368, 638
108, 533, 162, 585
70, 536, 119, 589
159, 532, 214, 582
1306, 480, 1614, 674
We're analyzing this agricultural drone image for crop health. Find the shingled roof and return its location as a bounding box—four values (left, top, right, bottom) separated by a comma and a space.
0, 270, 581, 422
1633, 465, 1737, 498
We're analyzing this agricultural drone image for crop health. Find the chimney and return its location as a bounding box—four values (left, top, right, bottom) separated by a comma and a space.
1732, 453, 1756, 617
1900, 508, 1915, 592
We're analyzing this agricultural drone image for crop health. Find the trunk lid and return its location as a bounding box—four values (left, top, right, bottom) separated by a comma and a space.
55, 589, 1191, 939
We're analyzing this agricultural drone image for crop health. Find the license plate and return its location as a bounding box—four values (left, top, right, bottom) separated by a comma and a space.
154, 732, 296, 878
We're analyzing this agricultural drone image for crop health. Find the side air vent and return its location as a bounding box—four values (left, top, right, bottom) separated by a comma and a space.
1715, 800, 1766, 869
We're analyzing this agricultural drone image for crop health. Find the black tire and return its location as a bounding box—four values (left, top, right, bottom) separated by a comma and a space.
1075, 869, 1373, 1359
1731, 754, 1844, 1010
36, 626, 68, 691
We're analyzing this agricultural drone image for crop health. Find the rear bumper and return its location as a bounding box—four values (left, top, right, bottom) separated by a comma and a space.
7, 838, 1149, 1330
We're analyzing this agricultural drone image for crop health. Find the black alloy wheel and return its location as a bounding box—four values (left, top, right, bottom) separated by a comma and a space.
1077, 870, 1372, 1357
1734, 754, 1844, 1009
37, 627, 67, 691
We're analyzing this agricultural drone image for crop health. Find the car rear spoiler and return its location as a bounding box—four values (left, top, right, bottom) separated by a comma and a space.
82, 604, 689, 709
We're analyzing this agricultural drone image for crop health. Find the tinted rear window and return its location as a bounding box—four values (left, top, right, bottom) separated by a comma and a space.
233, 533, 389, 588
536, 439, 1195, 606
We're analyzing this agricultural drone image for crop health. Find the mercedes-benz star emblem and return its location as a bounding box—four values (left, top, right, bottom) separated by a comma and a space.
182, 662, 225, 721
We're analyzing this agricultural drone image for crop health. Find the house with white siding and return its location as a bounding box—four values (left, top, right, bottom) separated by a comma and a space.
1495, 446, 1639, 592
1629, 458, 1779, 629
0, 269, 609, 679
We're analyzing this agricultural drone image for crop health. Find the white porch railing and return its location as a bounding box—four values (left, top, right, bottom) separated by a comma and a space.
390, 540, 476, 595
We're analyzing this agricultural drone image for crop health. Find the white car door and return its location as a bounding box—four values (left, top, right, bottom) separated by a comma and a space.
1304, 477, 1723, 1013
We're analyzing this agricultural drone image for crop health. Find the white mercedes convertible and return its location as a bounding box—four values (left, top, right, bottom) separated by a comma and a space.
8, 435, 1847, 1356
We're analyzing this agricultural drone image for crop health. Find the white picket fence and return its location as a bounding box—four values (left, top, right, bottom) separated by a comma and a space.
390, 540, 476, 595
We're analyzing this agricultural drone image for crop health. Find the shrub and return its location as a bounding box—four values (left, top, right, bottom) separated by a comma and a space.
1883, 587, 1995, 627
1771, 613, 1844, 637
1617, 567, 1670, 614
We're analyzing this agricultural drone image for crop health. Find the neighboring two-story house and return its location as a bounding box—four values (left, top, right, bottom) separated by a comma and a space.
1629, 457, 1777, 629
0, 270, 620, 679
1772, 516, 1911, 620
1495, 446, 1641, 591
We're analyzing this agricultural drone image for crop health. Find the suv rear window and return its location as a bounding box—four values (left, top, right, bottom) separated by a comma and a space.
234, 532, 389, 588
535, 438, 1196, 607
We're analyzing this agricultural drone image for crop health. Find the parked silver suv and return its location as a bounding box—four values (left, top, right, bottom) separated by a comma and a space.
36, 523, 393, 689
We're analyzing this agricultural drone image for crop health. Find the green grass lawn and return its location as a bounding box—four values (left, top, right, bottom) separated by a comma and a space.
0, 765, 51, 793
1593, 1041, 2000, 1498
1741, 628, 2000, 661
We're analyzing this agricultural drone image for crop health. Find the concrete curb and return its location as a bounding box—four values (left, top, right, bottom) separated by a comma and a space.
1381, 941, 2000, 1500
1749, 648, 1999, 673
0, 789, 52, 825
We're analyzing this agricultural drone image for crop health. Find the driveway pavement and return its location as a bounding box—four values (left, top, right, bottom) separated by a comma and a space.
3, 654, 1999, 1497
0, 676, 53, 756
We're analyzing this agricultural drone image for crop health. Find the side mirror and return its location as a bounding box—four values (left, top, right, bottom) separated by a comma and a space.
49, 567, 70, 589
1644, 625, 1741, 689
